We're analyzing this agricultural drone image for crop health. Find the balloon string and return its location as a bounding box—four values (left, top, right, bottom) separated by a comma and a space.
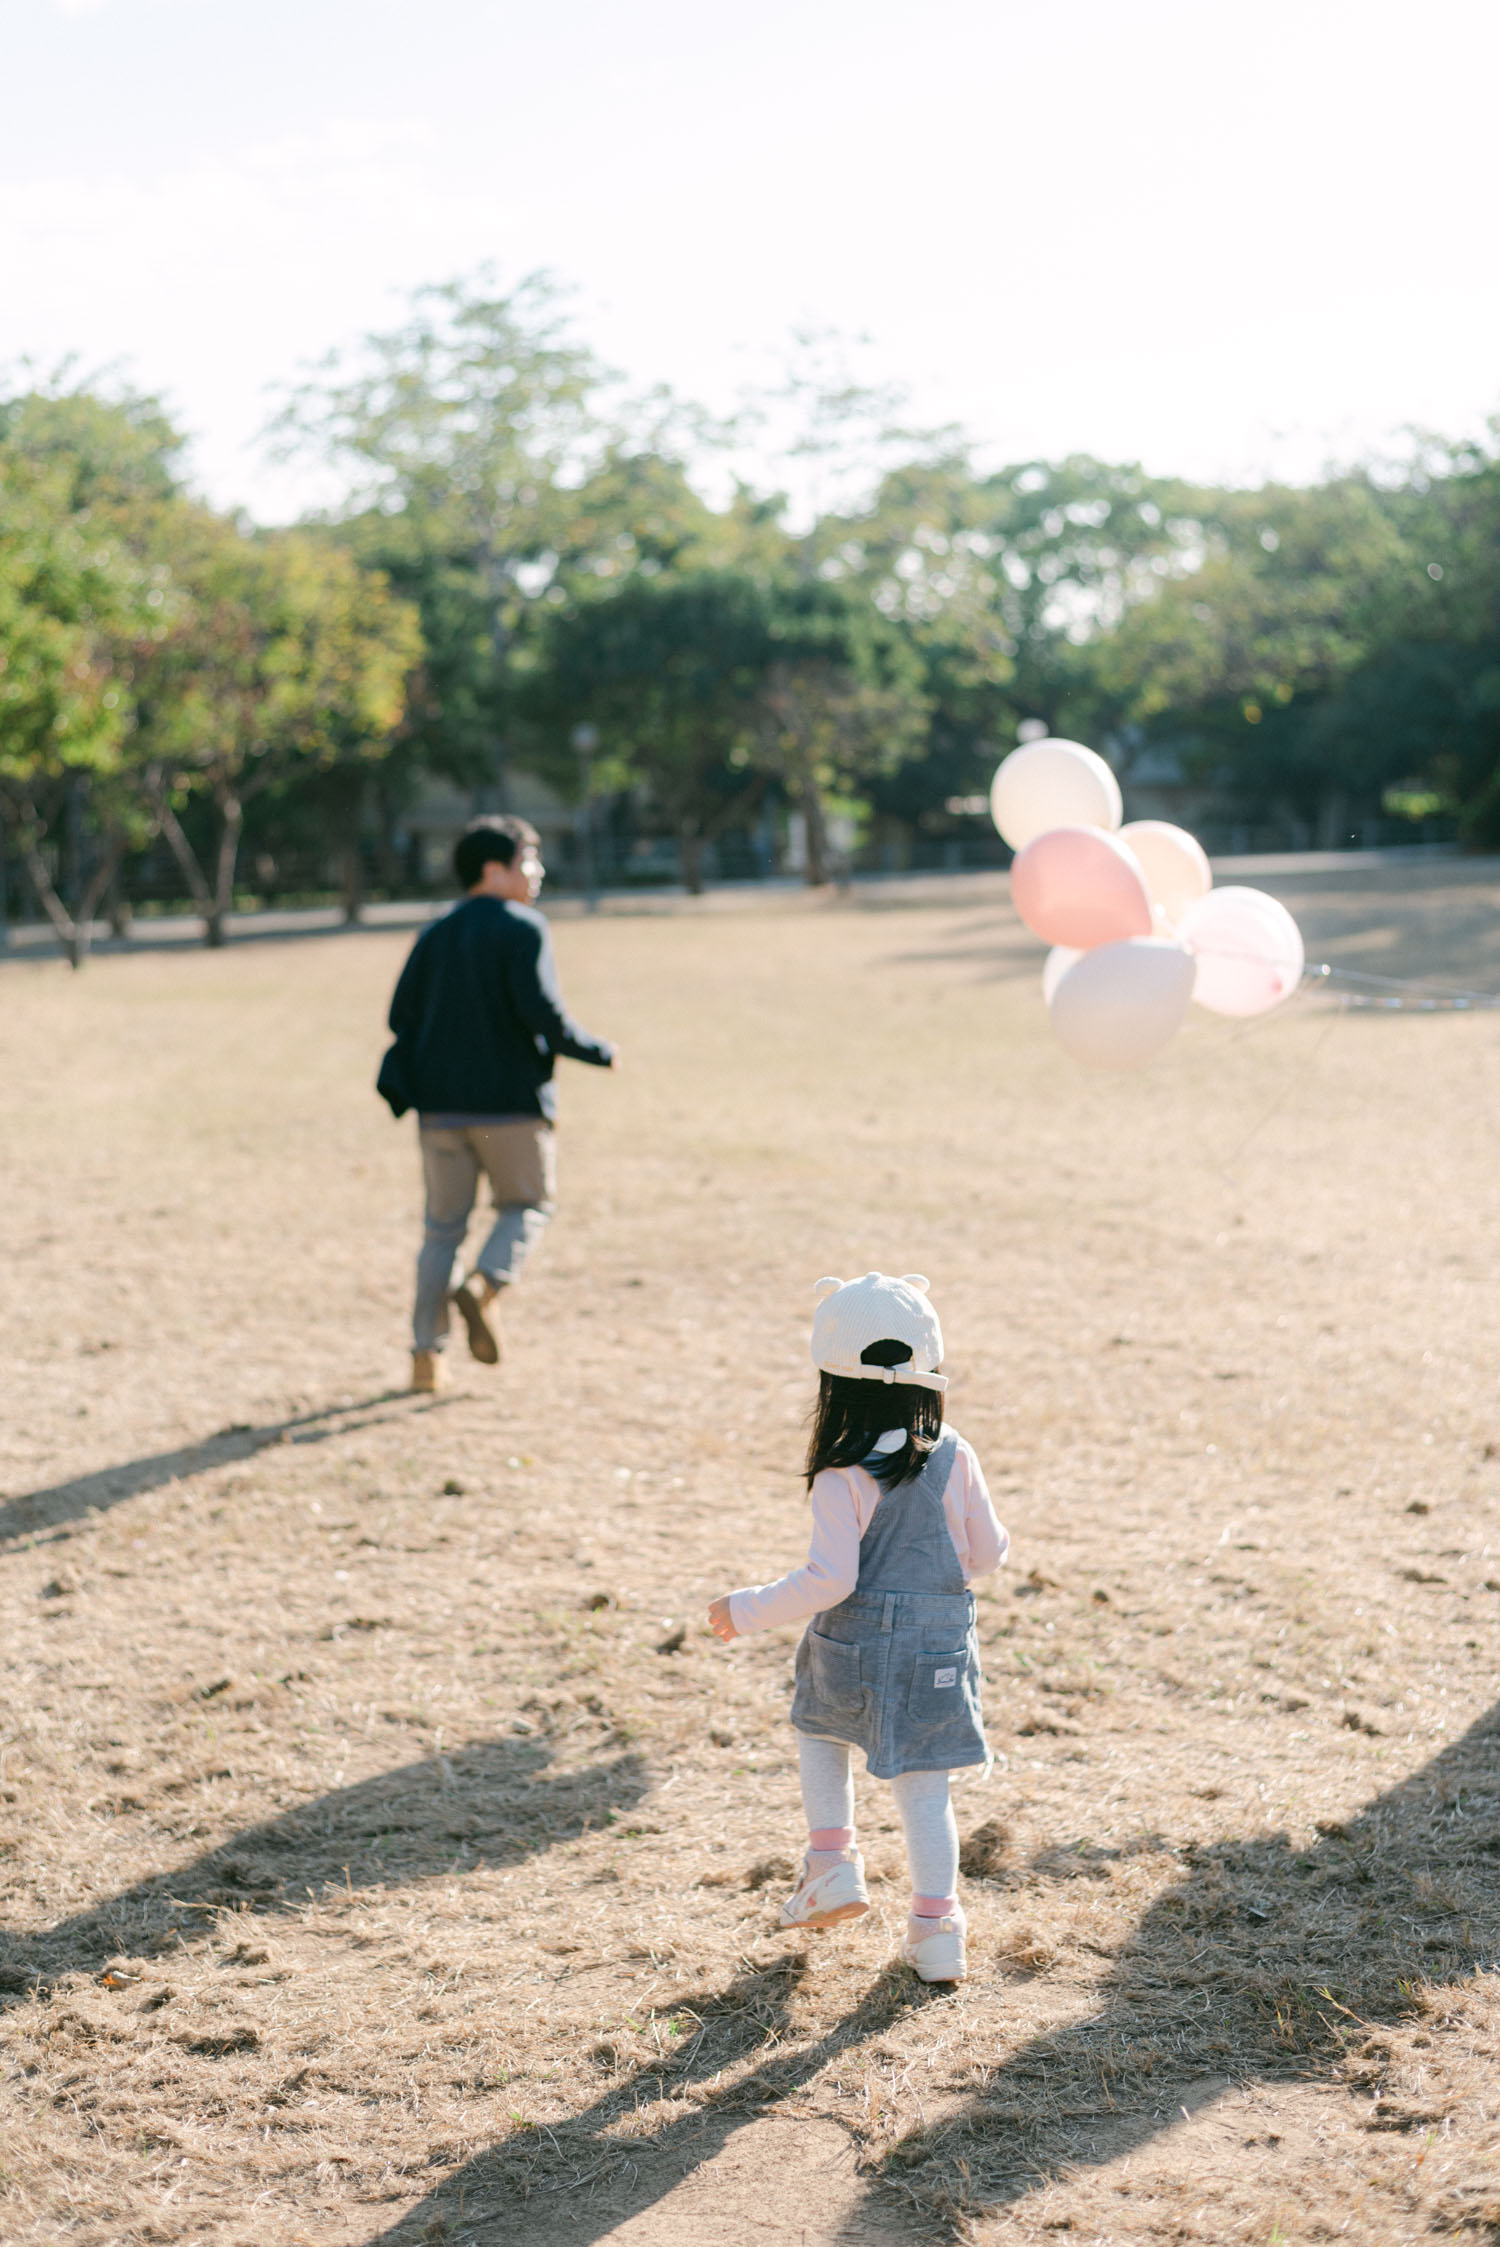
1215, 1005, 1344, 1172
1300, 962, 1500, 1011
1139, 946, 1500, 1011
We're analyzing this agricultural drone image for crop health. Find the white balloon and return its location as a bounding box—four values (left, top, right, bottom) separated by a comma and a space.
1048, 939, 1196, 1070
990, 739, 1123, 851
1178, 887, 1305, 1017
1042, 945, 1083, 1004
1118, 820, 1212, 925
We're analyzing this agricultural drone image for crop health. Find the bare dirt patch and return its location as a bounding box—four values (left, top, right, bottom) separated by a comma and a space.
4, 868, 1500, 2245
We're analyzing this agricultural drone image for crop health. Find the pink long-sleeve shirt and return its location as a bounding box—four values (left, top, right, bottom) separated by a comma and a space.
727, 1428, 1008, 1636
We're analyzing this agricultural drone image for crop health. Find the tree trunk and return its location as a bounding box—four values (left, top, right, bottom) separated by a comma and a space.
208, 791, 243, 947
374, 781, 403, 897
65, 774, 87, 920
338, 774, 366, 924
1316, 789, 1350, 852
798, 776, 831, 886
478, 525, 511, 810
105, 862, 133, 939
153, 783, 216, 927
679, 820, 704, 896
10, 795, 124, 970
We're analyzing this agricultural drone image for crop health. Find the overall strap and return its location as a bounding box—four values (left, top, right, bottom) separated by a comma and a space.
859, 1428, 958, 1492
910, 1428, 959, 1504
852, 1428, 965, 1597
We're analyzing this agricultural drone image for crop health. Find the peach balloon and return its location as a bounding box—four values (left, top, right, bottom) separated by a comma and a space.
1177, 886, 1305, 1017
1118, 820, 1212, 924
990, 739, 1123, 850
1048, 938, 1196, 1069
1010, 827, 1153, 949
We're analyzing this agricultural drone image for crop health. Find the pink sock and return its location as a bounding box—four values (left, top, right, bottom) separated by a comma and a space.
806, 1829, 856, 1877
911, 1894, 961, 1921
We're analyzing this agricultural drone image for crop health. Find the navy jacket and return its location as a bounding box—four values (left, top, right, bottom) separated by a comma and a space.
380, 896, 614, 1123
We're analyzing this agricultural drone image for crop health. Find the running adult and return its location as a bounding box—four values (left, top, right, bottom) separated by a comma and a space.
379, 815, 617, 1391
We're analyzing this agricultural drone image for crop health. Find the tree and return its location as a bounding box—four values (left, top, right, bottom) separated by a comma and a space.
523, 570, 773, 892
0, 441, 155, 964
749, 580, 929, 884
274, 272, 612, 805
136, 515, 420, 944
1375, 432, 1500, 840
0, 381, 192, 961
1100, 478, 1409, 714
818, 450, 1184, 733
1092, 477, 1419, 836
524, 566, 927, 890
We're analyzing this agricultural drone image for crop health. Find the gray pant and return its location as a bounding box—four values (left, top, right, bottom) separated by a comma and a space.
413, 1122, 557, 1351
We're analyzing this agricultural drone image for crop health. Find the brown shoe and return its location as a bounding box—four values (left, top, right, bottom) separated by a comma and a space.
451, 1273, 501, 1365
411, 1348, 449, 1394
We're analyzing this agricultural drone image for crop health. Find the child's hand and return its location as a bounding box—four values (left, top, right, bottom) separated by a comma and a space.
707, 1595, 738, 1643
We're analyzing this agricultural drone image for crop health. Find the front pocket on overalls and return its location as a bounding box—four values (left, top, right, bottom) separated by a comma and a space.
806, 1630, 864, 1713
907, 1648, 972, 1722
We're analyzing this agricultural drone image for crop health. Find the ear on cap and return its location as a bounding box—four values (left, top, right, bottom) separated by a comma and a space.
812, 1276, 845, 1301
900, 1273, 931, 1294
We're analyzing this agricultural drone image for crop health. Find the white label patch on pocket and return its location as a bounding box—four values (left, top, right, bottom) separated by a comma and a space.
932, 1666, 958, 1689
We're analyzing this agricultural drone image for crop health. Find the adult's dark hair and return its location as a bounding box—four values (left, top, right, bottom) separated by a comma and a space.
454, 815, 539, 891
804, 1338, 942, 1491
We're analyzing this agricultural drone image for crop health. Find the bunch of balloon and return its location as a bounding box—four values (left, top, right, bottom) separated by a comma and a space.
992, 738, 1305, 1069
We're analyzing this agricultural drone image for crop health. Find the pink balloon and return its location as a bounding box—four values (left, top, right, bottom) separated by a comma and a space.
1010, 826, 1153, 949
1177, 887, 1305, 1017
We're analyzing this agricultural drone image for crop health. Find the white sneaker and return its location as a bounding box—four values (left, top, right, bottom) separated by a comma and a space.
778, 1851, 870, 1929
901, 1914, 967, 1983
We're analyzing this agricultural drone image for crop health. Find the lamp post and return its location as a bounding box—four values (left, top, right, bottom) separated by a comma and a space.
570, 722, 599, 913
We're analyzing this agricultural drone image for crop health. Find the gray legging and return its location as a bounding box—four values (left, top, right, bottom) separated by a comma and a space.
412, 1122, 556, 1351
798, 1734, 958, 1904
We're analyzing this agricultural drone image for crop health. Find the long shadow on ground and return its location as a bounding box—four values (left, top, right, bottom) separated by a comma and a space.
871, 1698, 1500, 2229
0, 1737, 646, 2004
367, 1704, 1500, 2243
366, 1951, 944, 2246
0, 1390, 457, 1547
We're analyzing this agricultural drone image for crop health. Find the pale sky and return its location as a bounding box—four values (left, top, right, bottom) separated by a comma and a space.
5, 0, 1499, 521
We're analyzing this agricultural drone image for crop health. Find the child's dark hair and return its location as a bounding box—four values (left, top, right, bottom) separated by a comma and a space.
805, 1338, 942, 1491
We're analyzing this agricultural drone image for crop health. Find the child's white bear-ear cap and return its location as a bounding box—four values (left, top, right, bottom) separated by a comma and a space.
809, 1271, 948, 1392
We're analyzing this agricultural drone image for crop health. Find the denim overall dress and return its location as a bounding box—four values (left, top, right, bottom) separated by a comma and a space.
789, 1430, 987, 1779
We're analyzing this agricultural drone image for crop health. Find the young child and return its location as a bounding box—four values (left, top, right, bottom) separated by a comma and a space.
708, 1272, 1007, 1984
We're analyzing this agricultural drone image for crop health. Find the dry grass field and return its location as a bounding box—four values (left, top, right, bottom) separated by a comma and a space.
5, 860, 1500, 2247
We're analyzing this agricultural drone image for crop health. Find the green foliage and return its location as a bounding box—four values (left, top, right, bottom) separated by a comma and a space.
283, 275, 756, 809
751, 578, 930, 880
275, 270, 602, 534
139, 513, 418, 792
0, 388, 179, 961
0, 383, 185, 519
1100, 477, 1412, 717
0, 379, 421, 953
134, 512, 420, 941
9, 290, 1500, 938
528, 567, 766, 789
525, 566, 927, 885
0, 443, 153, 789
275, 271, 611, 792
1090, 444, 1500, 834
